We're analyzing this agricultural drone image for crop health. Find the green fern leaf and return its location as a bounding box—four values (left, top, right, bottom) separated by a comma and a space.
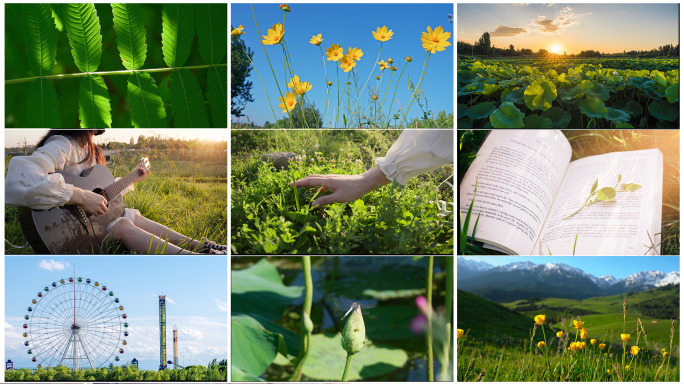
27, 79, 62, 128
170, 69, 210, 127
79, 74, 112, 128
194, 4, 227, 64
207, 66, 227, 127
62, 3, 103, 72
127, 72, 167, 128
162, 4, 195, 68
111, 3, 147, 70
22, 4, 59, 76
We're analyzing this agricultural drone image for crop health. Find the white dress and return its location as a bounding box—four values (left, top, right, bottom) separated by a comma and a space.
5, 135, 139, 231
376, 130, 453, 185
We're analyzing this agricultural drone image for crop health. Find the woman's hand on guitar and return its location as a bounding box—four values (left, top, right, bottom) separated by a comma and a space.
80, 190, 108, 216
133, 162, 150, 183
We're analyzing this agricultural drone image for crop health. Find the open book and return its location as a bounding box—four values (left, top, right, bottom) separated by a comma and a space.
459, 130, 663, 255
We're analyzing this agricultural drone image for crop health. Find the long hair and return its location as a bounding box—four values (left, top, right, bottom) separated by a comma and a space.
36, 130, 106, 165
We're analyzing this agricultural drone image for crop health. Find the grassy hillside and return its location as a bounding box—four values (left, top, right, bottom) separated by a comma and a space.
457, 289, 533, 345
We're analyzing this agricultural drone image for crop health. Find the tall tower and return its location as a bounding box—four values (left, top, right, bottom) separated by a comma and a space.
173, 324, 178, 369
159, 295, 166, 371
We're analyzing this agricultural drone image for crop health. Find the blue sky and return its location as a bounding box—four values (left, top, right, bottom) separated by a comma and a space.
459, 256, 680, 279
5, 257, 227, 370
231, 3, 454, 126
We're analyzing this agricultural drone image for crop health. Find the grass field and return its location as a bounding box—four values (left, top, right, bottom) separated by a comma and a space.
5, 157, 227, 254
231, 130, 453, 254
458, 129, 680, 255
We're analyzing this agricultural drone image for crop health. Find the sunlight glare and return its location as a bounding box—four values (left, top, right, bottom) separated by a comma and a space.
552, 45, 560, 53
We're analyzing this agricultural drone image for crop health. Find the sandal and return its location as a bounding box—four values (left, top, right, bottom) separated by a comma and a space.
197, 237, 228, 254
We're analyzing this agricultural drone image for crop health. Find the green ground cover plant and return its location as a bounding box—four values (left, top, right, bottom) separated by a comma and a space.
231, 130, 453, 254
457, 57, 679, 128
5, 3, 227, 128
458, 130, 680, 255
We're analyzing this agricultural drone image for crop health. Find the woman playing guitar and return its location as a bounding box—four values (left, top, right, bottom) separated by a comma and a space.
6, 129, 226, 254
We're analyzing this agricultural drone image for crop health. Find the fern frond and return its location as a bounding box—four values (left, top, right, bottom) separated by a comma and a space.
170, 69, 210, 127
162, 4, 195, 68
127, 72, 167, 128
22, 4, 59, 76
111, 3, 147, 70
194, 4, 227, 64
62, 3, 103, 72
207, 66, 227, 127
27, 79, 62, 128
79, 74, 112, 128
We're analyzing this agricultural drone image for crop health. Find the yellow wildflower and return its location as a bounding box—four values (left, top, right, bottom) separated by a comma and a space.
279, 4, 290, 12
378, 60, 390, 70
388, 58, 394, 64
327, 81, 332, 86
457, 329, 464, 339
534, 315, 546, 325
578, 342, 586, 349
372, 26, 394, 42
262, 23, 284, 46
625, 365, 630, 371
599, 343, 606, 350
580, 328, 589, 339
421, 25, 451, 54
391, 65, 397, 71
326, 44, 344, 61
573, 320, 584, 329
278, 92, 297, 113
568, 342, 579, 351
591, 339, 597, 345
663, 351, 670, 358
630, 346, 640, 356
231, 25, 245, 36
538, 341, 546, 348
309, 34, 323, 46
375, 75, 380, 80
371, 94, 378, 101
557, 331, 564, 338
287, 75, 312, 95
405, 56, 412, 62
621, 334, 630, 342
339, 54, 356, 73
346, 47, 363, 61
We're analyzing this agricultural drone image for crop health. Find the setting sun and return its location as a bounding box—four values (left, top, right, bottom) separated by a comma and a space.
552, 45, 560, 53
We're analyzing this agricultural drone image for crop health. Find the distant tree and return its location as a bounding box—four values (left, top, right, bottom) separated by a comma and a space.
537, 48, 549, 56
509, 44, 515, 51
564, 51, 567, 56
231, 25, 255, 118
476, 31, 491, 55
521, 48, 533, 56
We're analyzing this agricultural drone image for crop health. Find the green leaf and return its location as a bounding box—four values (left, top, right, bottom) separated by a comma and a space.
524, 81, 557, 111
127, 72, 167, 128
541, 106, 571, 128
457, 103, 469, 118
665, 82, 679, 103
50, 4, 64, 32
159, 75, 171, 104
502, 87, 526, 105
466, 102, 496, 120
617, 174, 622, 185
162, 4, 195, 68
231, 314, 289, 377
624, 183, 642, 192
22, 4, 59, 76
580, 97, 608, 118
207, 66, 228, 127
584, 81, 610, 101
596, 187, 616, 201
653, 71, 667, 87
615, 123, 634, 128
26, 78, 62, 128
194, 4, 227, 64
170, 68, 210, 127
591, 178, 599, 194
62, 4, 103, 72
604, 107, 631, 124
489, 101, 525, 128
586, 118, 596, 128
78, 74, 112, 128
523, 114, 553, 128
111, 4, 146, 70
648, 101, 678, 122
624, 99, 643, 117
481, 83, 500, 96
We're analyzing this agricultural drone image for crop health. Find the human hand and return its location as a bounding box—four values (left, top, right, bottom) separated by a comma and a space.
290, 166, 391, 207
133, 162, 150, 183
80, 189, 108, 216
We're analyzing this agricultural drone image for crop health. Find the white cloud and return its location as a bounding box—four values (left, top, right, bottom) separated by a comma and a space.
166, 297, 177, 305
38, 259, 69, 271
513, 3, 529, 6
531, 6, 583, 35
5, 322, 14, 329
181, 329, 203, 340
490, 26, 528, 38
213, 298, 227, 312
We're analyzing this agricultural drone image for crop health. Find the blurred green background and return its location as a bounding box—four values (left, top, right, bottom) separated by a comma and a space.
5, 3, 228, 128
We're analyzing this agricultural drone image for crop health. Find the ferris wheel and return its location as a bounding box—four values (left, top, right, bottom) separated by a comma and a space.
23, 276, 129, 369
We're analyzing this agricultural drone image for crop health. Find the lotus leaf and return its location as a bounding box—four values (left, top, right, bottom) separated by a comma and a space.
490, 102, 525, 128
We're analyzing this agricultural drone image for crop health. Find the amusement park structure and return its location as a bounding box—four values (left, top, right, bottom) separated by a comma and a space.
173, 324, 179, 369
159, 295, 167, 371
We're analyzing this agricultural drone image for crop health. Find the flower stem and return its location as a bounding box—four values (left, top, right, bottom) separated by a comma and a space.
350, 43, 382, 123
239, 46, 277, 127
319, 46, 331, 127
341, 353, 354, 381
426, 256, 434, 381
384, 62, 408, 127
401, 52, 430, 127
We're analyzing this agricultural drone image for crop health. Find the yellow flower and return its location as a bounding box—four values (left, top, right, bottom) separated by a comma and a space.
392, 65, 398, 71
326, 44, 344, 61
372, 26, 394, 42
557, 331, 564, 338
231, 25, 245, 36
388, 58, 394, 64
606, 369, 611, 374
538, 341, 546, 348
287, 75, 312, 95
630, 346, 640, 356
375, 75, 380, 80
405, 56, 412, 62
568, 342, 579, 351
580, 328, 589, 339
378, 60, 390, 70
599, 343, 606, 350
457, 329, 464, 339
591, 339, 597, 345
327, 81, 332, 86
534, 315, 546, 325
621, 334, 630, 342
262, 23, 284, 46
625, 365, 630, 371
346, 47, 363, 61
279, 4, 290, 12
278, 92, 297, 113
573, 320, 584, 329
663, 351, 670, 358
339, 54, 356, 73
371, 94, 378, 101
309, 34, 323, 46
421, 25, 451, 54
578, 342, 586, 349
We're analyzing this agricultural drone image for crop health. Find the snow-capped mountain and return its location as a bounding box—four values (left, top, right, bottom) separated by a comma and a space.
595, 275, 619, 289
457, 257, 494, 272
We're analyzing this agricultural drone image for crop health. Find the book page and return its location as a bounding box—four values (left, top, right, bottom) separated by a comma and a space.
459, 130, 572, 255
536, 149, 662, 255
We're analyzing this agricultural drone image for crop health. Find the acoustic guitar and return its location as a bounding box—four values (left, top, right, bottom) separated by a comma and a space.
18, 158, 150, 254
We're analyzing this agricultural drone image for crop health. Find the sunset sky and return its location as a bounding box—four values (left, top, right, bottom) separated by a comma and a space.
457, 3, 679, 55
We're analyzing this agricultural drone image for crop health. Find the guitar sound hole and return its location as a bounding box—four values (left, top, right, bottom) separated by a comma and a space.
92, 188, 109, 206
